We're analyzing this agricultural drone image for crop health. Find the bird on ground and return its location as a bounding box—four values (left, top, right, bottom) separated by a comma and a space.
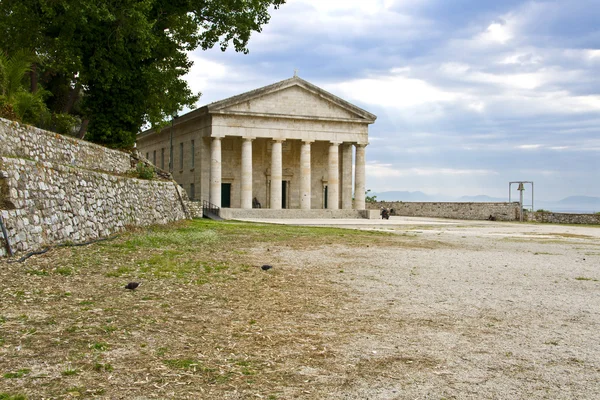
261, 265, 272, 271
125, 282, 140, 290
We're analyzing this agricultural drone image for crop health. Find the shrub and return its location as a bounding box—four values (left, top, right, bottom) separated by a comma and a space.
136, 162, 155, 180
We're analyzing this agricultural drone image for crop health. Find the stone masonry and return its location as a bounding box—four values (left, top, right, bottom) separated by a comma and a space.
369, 201, 521, 221
136, 76, 376, 212
525, 211, 600, 225
0, 119, 190, 257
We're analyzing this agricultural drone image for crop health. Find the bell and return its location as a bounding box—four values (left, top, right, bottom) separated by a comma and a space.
517, 183, 525, 191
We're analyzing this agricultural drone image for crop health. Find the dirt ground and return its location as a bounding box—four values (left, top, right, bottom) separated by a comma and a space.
1, 217, 599, 399
242, 217, 600, 399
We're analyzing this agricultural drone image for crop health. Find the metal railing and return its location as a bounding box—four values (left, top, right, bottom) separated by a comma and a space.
202, 200, 220, 218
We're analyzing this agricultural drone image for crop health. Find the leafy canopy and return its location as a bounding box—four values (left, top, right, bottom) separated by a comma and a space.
0, 0, 285, 148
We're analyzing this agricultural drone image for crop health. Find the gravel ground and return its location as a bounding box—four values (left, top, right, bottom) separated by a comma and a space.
247, 217, 600, 399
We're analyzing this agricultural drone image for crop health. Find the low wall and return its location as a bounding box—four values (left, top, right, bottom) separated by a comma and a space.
0, 120, 189, 257
526, 211, 600, 225
368, 201, 521, 221
220, 208, 376, 220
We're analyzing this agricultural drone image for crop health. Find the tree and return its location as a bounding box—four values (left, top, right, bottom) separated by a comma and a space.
0, 49, 50, 125
0, 0, 285, 148
365, 190, 378, 203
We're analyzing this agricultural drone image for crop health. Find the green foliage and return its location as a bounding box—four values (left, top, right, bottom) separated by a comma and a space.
51, 113, 80, 135
0, 394, 27, 400
365, 189, 377, 203
136, 162, 155, 180
0, 49, 51, 125
0, 0, 286, 148
536, 209, 551, 213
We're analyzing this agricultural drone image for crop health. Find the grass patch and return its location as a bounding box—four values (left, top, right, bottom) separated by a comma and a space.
61, 368, 79, 377
0, 394, 27, 400
0, 219, 435, 398
3, 369, 31, 379
575, 276, 598, 281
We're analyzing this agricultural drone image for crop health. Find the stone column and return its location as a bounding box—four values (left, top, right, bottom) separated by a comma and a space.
327, 142, 340, 210
270, 140, 283, 209
354, 144, 367, 210
300, 141, 312, 210
241, 137, 253, 209
210, 137, 222, 207
341, 143, 353, 209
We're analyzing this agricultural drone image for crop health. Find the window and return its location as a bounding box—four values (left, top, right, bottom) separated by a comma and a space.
146, 152, 149, 159
161, 148, 165, 169
191, 140, 195, 168
179, 143, 184, 170
169, 145, 173, 171
153, 150, 156, 165
190, 183, 195, 200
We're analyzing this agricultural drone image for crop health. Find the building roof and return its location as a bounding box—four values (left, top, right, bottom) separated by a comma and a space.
139, 75, 376, 139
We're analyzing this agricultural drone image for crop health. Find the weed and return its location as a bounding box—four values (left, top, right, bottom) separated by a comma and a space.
100, 325, 117, 334
26, 269, 49, 276
575, 276, 598, 281
92, 363, 113, 372
90, 342, 109, 351
61, 368, 79, 376
3, 369, 31, 379
55, 267, 73, 276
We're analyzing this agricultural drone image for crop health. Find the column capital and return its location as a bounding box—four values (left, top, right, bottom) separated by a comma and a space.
355, 142, 368, 148
302, 140, 314, 145
329, 141, 342, 146
273, 138, 286, 143
242, 136, 255, 141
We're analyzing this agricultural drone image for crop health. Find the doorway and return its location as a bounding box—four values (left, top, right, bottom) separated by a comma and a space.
282, 181, 288, 209
221, 183, 231, 208
324, 185, 328, 209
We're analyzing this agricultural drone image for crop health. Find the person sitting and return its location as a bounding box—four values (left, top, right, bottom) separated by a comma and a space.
252, 197, 262, 208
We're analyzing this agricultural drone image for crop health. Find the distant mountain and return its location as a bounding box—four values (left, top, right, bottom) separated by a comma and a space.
558, 196, 600, 205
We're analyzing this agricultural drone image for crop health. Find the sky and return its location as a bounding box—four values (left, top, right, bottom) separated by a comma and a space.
184, 0, 600, 201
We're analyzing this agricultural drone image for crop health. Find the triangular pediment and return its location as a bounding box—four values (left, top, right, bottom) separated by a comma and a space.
206, 77, 376, 122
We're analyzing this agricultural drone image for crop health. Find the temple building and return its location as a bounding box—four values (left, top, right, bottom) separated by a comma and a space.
136, 76, 376, 211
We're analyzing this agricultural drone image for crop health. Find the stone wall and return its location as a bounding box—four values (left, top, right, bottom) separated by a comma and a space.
368, 201, 521, 221
0, 120, 189, 257
525, 211, 600, 225
0, 118, 131, 173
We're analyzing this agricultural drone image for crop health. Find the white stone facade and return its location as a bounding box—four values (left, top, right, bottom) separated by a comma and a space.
137, 77, 376, 210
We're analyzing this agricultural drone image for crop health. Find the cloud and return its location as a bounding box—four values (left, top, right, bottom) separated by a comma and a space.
478, 20, 514, 44
366, 162, 498, 178
180, 0, 600, 199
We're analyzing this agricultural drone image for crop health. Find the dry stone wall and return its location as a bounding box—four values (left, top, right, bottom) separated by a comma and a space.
0, 119, 189, 257
0, 118, 132, 173
368, 201, 521, 221
526, 211, 600, 225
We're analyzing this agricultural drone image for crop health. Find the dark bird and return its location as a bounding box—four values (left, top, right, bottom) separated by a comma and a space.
125, 282, 140, 290
261, 265, 272, 271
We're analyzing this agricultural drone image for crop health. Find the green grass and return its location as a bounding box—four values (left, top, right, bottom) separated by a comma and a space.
0, 394, 27, 400
61, 368, 79, 376
3, 369, 31, 379
575, 276, 598, 281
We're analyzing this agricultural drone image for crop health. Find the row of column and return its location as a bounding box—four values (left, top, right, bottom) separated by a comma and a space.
210, 138, 366, 210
